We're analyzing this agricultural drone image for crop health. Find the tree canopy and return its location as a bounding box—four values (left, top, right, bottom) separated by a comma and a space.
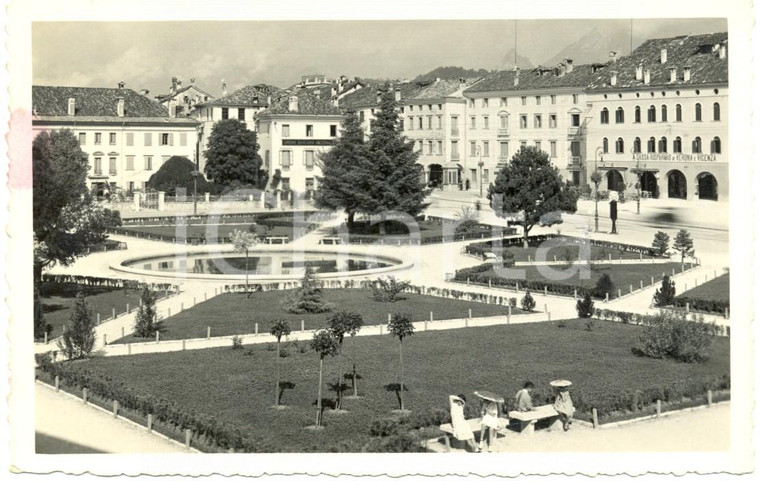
203, 119, 266, 188
315, 110, 371, 225
33, 130, 122, 279
488, 146, 578, 247
147, 156, 213, 196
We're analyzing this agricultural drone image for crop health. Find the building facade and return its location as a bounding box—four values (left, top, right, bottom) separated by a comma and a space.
584, 32, 728, 201
256, 92, 343, 196
155, 77, 215, 118
32, 85, 200, 195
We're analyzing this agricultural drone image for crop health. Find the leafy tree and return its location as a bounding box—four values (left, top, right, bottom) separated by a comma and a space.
651, 231, 671, 257
653, 275, 677, 307
635, 310, 718, 363
203, 119, 265, 187
673, 229, 695, 264
327, 311, 363, 409
316, 110, 370, 226
229, 229, 259, 297
594, 273, 616, 299
310, 330, 339, 426
270, 319, 292, 407
387, 313, 415, 411
33, 130, 121, 338
520, 291, 536, 311
488, 146, 578, 248
283, 266, 334, 314
57, 289, 96, 359
576, 292, 595, 318
147, 156, 212, 196
371, 276, 411, 302
134, 286, 160, 338
360, 86, 430, 231
454, 204, 480, 234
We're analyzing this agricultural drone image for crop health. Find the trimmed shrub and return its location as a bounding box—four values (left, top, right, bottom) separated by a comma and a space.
635, 310, 720, 363
56, 289, 96, 359
653, 275, 676, 307
576, 293, 594, 318
594, 273, 616, 299
372, 276, 411, 302
520, 291, 536, 311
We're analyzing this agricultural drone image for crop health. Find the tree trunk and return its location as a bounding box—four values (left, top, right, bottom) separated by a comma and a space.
336, 342, 343, 410
316, 358, 323, 426
378, 212, 386, 236
523, 223, 531, 249
245, 250, 250, 298
347, 210, 355, 227
352, 336, 358, 397
399, 340, 405, 411
275, 340, 280, 406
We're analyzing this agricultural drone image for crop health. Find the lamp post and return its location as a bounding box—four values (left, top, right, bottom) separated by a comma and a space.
191, 170, 199, 216
591, 147, 603, 232
630, 148, 642, 215
476, 145, 484, 198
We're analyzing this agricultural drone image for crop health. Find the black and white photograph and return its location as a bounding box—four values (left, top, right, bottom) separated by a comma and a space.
2, 0, 757, 479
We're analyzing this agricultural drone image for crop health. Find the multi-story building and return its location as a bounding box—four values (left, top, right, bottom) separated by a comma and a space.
256, 91, 344, 196
193, 84, 281, 172
585, 32, 728, 201
32, 84, 200, 195
463, 60, 606, 190
155, 77, 215, 118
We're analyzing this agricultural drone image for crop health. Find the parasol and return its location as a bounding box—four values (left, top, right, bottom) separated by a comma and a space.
473, 390, 505, 403
550, 380, 573, 388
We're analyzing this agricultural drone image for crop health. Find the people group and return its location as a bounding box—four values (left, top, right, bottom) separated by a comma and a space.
448, 380, 575, 453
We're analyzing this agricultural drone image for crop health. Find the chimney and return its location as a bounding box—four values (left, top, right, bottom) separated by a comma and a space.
171, 77, 177, 94
683, 67, 691, 82
176, 79, 182, 89
190, 78, 196, 84
67, 97, 76, 116
288, 95, 299, 112
565, 59, 574, 73
394, 88, 401, 102
635, 63, 643, 81
610, 71, 618, 87
117, 81, 125, 89
513, 67, 520, 87
644, 69, 651, 85
719, 44, 727, 59
559, 63, 566, 77
669, 67, 677, 83
221, 79, 227, 96
116, 97, 125, 117
660, 48, 668, 64
169, 104, 176, 117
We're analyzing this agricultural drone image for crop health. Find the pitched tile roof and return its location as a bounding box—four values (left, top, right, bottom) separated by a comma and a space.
259, 90, 343, 116
464, 63, 605, 93
155, 84, 214, 103
338, 82, 424, 110
587, 32, 728, 90
33, 86, 170, 118
200, 84, 283, 107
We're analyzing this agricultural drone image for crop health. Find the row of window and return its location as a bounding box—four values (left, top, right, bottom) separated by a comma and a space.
92, 155, 169, 175
600, 102, 721, 124
278, 150, 317, 170
466, 140, 567, 159
220, 107, 249, 122
405, 103, 443, 112
274, 124, 338, 138
467, 94, 577, 108
601, 136, 722, 155
406, 115, 444, 131
78, 131, 188, 147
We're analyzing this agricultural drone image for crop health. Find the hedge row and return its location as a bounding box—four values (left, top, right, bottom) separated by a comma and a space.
41, 274, 177, 293
452, 267, 604, 299
120, 210, 327, 226
593, 308, 729, 337
673, 297, 730, 315
464, 234, 662, 258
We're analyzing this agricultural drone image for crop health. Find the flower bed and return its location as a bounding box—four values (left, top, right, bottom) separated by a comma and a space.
464, 234, 662, 259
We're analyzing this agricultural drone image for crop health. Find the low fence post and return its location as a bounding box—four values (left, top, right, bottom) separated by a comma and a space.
82, 387, 88, 404
544, 286, 548, 296
54, 375, 60, 391
488, 278, 492, 288
113, 400, 119, 417
672, 268, 675, 276
605, 293, 609, 303
516, 282, 519, 292
725, 308, 729, 319
651, 276, 654, 286
103, 334, 108, 346
255, 323, 259, 335
468, 308, 472, 320
112, 308, 116, 319
617, 289, 621, 298
207, 326, 211, 339
467, 278, 470, 286
182, 339, 186, 350
640, 280, 644, 290
128, 343, 132, 355
507, 305, 511, 324
686, 302, 690, 313
707, 389, 713, 406
126, 303, 130, 314
44, 332, 48, 345
156, 331, 160, 343
656, 400, 661, 417
97, 313, 101, 324
608, 254, 612, 261
301, 320, 305, 332
185, 429, 192, 449
591, 408, 599, 428
573, 289, 577, 299
629, 284, 633, 294
147, 414, 154, 432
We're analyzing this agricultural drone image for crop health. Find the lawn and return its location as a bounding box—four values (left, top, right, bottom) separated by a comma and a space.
40, 282, 150, 338
491, 244, 655, 263
678, 274, 730, 303
52, 319, 730, 452
457, 262, 693, 298
114, 289, 521, 343
331, 219, 504, 243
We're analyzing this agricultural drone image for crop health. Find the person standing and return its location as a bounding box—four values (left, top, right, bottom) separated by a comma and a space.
478, 398, 499, 452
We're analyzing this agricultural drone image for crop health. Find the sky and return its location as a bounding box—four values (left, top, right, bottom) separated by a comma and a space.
32, 18, 727, 98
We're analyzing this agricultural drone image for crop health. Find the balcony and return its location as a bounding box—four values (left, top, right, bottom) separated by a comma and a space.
566, 157, 583, 170
567, 126, 584, 137
497, 128, 510, 138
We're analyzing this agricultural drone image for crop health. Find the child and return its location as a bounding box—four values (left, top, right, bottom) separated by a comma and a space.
552, 383, 575, 431
449, 394, 479, 452
515, 381, 536, 412
478, 398, 500, 452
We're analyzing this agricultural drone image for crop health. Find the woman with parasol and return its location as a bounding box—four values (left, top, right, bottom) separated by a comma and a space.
474, 390, 503, 452
551, 380, 575, 431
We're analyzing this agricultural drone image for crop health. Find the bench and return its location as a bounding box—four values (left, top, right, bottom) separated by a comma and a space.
439, 417, 509, 452
508, 405, 560, 435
